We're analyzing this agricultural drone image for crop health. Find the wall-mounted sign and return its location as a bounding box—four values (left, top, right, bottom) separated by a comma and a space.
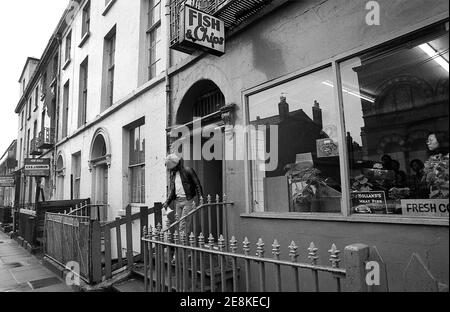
171, 4, 225, 56
24, 158, 51, 177
401, 199, 449, 218
0, 176, 15, 187
317, 138, 339, 158
352, 191, 388, 214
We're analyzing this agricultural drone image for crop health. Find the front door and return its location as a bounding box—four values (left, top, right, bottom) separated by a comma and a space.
189, 127, 224, 236
94, 164, 108, 222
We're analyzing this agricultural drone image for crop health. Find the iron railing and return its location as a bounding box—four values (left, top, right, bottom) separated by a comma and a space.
30, 138, 43, 156
164, 194, 233, 249
67, 203, 109, 222
142, 227, 349, 292
37, 127, 56, 149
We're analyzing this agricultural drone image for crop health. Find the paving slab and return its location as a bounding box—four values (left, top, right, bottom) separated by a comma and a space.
0, 231, 74, 292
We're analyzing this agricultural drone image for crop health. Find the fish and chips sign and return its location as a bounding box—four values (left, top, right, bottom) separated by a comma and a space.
24, 158, 51, 177
172, 4, 225, 56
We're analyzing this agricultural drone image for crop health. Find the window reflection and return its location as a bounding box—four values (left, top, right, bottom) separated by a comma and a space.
248, 67, 342, 213
342, 27, 449, 216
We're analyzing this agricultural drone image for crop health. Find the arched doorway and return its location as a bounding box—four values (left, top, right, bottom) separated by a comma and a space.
89, 129, 111, 221
174, 80, 226, 235
175, 80, 226, 198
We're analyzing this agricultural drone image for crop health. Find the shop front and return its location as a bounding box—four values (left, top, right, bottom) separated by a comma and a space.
168, 0, 449, 291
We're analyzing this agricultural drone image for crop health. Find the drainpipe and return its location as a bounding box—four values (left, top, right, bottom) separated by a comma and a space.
52, 35, 63, 202
165, 0, 172, 154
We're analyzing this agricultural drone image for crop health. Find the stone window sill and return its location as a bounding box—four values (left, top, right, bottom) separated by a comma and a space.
241, 212, 449, 227
102, 0, 116, 16
79, 32, 91, 48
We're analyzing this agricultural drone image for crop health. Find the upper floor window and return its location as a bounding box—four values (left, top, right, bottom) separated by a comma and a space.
27, 98, 32, 120
65, 31, 72, 63
34, 87, 39, 111
104, 30, 116, 108
147, 0, 162, 80
52, 54, 59, 81
40, 72, 47, 99
82, 1, 91, 38
78, 58, 89, 128
62, 81, 70, 139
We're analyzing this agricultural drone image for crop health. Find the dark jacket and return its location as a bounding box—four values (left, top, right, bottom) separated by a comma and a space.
164, 164, 204, 206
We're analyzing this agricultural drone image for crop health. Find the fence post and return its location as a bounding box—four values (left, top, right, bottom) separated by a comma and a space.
91, 220, 103, 284
140, 206, 149, 257
344, 244, 369, 292
126, 205, 134, 268
154, 203, 163, 229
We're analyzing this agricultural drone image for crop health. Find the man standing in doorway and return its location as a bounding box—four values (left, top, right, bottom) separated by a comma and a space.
163, 154, 204, 236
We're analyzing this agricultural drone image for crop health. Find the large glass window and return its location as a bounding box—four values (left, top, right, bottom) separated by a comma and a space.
129, 124, 146, 204
342, 26, 449, 217
248, 67, 343, 214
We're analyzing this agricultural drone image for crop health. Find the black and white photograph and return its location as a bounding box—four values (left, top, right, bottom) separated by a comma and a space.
0, 0, 448, 301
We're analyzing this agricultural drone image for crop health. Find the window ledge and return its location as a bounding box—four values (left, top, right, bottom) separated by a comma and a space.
62, 58, 71, 70
241, 212, 449, 227
102, 0, 116, 16
50, 78, 57, 88
79, 32, 91, 48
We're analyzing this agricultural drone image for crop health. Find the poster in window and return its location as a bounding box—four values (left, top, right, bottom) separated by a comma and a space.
317, 138, 339, 158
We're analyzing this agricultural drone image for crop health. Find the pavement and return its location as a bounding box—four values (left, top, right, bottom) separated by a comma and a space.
0, 231, 73, 292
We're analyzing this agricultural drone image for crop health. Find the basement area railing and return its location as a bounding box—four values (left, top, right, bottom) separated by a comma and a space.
142, 226, 373, 292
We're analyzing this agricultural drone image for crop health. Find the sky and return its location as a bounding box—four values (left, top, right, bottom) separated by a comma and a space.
0, 0, 70, 155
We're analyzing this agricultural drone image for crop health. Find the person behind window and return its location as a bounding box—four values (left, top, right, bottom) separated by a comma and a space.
391, 160, 407, 188
381, 155, 394, 171
408, 159, 428, 199
427, 132, 449, 157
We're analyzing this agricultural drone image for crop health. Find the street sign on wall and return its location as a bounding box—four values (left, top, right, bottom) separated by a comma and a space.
0, 176, 15, 187
24, 158, 51, 177
172, 4, 226, 56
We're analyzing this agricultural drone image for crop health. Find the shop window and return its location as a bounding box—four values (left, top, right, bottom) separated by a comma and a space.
247, 67, 343, 214
342, 26, 449, 217
129, 122, 146, 204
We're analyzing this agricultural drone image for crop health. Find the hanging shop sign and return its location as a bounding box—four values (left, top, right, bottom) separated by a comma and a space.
172, 4, 225, 56
24, 158, 51, 177
352, 191, 388, 214
401, 199, 449, 218
0, 176, 15, 187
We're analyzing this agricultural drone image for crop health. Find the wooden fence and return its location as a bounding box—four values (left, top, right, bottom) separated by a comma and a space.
15, 199, 90, 247
45, 214, 91, 281
44, 203, 163, 284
